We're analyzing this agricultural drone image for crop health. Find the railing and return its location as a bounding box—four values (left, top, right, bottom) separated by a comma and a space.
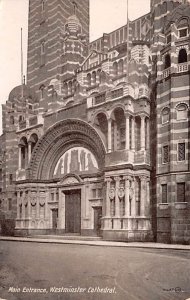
94, 93, 106, 105
111, 88, 123, 99
177, 62, 188, 73
19, 120, 26, 130
162, 67, 171, 79
29, 116, 38, 127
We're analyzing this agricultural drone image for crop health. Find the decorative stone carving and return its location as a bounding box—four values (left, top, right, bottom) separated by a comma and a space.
29, 119, 106, 180
109, 187, 115, 200
129, 187, 134, 199
60, 176, 80, 185
30, 192, 37, 206
118, 187, 125, 199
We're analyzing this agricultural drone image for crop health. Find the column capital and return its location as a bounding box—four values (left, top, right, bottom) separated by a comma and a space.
123, 175, 132, 181
139, 175, 148, 182
114, 176, 120, 182
124, 112, 131, 118
105, 177, 112, 183
140, 114, 146, 120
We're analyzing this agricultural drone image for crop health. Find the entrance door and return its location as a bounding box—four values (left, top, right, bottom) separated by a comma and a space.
52, 209, 58, 230
94, 207, 102, 236
65, 190, 81, 234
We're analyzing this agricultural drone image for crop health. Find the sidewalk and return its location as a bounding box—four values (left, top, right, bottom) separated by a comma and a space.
0, 235, 190, 250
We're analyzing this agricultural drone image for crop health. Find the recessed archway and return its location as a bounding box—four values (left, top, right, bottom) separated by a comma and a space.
28, 119, 106, 180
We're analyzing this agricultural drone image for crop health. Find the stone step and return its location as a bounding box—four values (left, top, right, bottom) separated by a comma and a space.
29, 235, 102, 241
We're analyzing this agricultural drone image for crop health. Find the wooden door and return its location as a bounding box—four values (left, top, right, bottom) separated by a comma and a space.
94, 207, 102, 236
65, 190, 81, 234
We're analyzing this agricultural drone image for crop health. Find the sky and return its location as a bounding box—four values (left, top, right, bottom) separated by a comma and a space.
0, 0, 150, 134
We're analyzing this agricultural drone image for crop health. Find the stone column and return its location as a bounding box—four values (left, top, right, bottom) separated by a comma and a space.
28, 142, 32, 162
140, 115, 146, 150
140, 176, 146, 217
125, 114, 130, 150
124, 176, 130, 217
18, 146, 22, 169
131, 178, 136, 216
145, 180, 150, 216
114, 177, 120, 217
17, 192, 20, 219
113, 121, 117, 151
22, 192, 25, 220
105, 178, 111, 217
107, 118, 112, 153
131, 117, 135, 150
36, 190, 40, 219
146, 118, 150, 150
28, 191, 31, 218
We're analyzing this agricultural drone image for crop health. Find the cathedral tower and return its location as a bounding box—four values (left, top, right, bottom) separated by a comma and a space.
26, 0, 89, 96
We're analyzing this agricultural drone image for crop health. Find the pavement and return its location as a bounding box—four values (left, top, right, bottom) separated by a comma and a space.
0, 235, 190, 250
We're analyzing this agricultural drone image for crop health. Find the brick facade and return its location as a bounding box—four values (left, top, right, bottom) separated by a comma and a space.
0, 0, 190, 243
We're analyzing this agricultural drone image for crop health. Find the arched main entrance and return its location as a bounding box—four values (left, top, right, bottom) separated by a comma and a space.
15, 119, 106, 236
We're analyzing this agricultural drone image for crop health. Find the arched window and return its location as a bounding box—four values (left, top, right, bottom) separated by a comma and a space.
19, 115, 23, 123
164, 54, 171, 69
176, 103, 188, 120
118, 60, 124, 75
162, 107, 170, 124
39, 84, 45, 99
100, 71, 106, 84
10, 116, 14, 125
41, 42, 45, 55
41, 0, 45, 12
113, 62, 118, 76
68, 81, 72, 95
92, 71, 96, 86
178, 48, 187, 64
87, 73, 91, 87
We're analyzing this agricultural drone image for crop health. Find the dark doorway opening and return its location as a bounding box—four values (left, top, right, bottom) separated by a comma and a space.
65, 190, 81, 234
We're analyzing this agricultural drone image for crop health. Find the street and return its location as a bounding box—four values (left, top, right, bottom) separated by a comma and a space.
0, 241, 190, 300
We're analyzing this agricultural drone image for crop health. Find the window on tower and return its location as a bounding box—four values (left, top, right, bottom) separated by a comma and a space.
162, 145, 169, 164
179, 28, 188, 38
10, 116, 14, 125
41, 0, 45, 12
164, 54, 171, 69
162, 107, 170, 124
39, 85, 45, 99
176, 103, 188, 120
161, 184, 167, 203
177, 182, 186, 202
178, 48, 187, 64
178, 143, 186, 161
41, 41, 45, 55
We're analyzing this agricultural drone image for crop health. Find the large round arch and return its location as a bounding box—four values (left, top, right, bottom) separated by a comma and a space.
27, 119, 106, 180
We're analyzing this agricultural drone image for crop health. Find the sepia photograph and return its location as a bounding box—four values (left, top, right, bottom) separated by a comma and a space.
0, 0, 190, 299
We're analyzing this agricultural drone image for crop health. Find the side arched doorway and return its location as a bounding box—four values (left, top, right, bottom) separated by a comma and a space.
15, 119, 106, 237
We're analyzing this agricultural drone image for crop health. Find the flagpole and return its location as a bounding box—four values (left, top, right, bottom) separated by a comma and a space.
126, 0, 129, 83
21, 27, 24, 98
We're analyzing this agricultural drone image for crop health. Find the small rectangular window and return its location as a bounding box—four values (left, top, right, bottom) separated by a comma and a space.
56, 192, 59, 202
97, 188, 102, 198
178, 143, 185, 161
92, 189, 96, 198
177, 182, 185, 202
8, 198, 12, 210
51, 193, 54, 201
161, 184, 167, 203
179, 28, 188, 38
163, 145, 169, 163
9, 174, 13, 185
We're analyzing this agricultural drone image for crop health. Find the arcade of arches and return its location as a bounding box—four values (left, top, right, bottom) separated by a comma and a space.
15, 119, 152, 241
